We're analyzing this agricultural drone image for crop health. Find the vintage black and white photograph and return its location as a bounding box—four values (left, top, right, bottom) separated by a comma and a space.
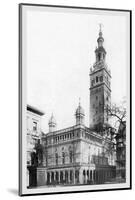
19, 4, 131, 196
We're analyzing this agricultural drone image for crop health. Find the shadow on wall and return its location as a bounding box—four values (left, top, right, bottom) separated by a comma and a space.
7, 188, 18, 196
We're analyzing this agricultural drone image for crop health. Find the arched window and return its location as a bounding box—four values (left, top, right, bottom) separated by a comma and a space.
100, 76, 103, 82
98, 53, 101, 61
69, 151, 73, 163
62, 152, 65, 164
55, 153, 58, 165
33, 121, 37, 131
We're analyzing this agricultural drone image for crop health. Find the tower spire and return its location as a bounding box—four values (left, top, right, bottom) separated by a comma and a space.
79, 97, 81, 106
99, 23, 103, 34
97, 23, 104, 47
94, 24, 106, 63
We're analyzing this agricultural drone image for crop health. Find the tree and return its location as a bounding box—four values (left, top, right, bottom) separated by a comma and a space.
106, 101, 126, 129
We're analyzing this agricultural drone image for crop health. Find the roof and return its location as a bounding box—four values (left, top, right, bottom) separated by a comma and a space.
27, 104, 45, 116
48, 114, 56, 125
75, 104, 85, 116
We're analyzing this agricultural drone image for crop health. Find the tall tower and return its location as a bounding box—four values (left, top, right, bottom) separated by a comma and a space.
90, 25, 111, 129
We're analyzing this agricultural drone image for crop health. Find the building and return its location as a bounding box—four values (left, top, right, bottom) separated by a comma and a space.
27, 27, 116, 187
115, 121, 126, 179
26, 105, 45, 187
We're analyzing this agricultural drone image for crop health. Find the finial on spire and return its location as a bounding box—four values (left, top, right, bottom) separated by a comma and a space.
99, 23, 103, 37
99, 23, 103, 32
79, 97, 81, 106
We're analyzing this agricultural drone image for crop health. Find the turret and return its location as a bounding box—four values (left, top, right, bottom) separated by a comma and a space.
75, 99, 85, 125
48, 113, 57, 132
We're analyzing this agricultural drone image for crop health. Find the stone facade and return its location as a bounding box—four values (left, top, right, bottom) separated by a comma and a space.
37, 124, 116, 186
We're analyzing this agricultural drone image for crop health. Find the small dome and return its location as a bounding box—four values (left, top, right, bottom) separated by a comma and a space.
75, 102, 85, 116
48, 114, 56, 125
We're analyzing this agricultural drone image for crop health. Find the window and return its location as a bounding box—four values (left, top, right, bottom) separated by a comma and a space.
96, 76, 98, 83
91, 79, 95, 87
96, 96, 98, 100
69, 151, 73, 163
62, 152, 65, 164
100, 76, 103, 82
55, 153, 58, 165
76, 132, 79, 137
33, 122, 37, 131
55, 137, 57, 143
91, 81, 93, 87
98, 53, 101, 61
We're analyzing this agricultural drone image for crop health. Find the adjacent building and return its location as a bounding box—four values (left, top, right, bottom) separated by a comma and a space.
115, 121, 126, 179
26, 105, 44, 186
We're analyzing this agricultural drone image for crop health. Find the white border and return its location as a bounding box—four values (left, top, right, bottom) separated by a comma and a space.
20, 4, 131, 195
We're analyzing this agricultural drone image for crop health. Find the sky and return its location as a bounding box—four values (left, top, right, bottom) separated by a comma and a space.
24, 6, 130, 132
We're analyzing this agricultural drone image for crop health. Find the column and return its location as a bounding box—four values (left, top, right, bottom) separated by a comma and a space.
60, 171, 62, 184
68, 170, 70, 184
58, 171, 60, 184
54, 171, 56, 183
86, 171, 88, 184
91, 170, 93, 182
73, 170, 75, 184
88, 170, 90, 183
79, 169, 83, 184
93, 170, 95, 183
63, 171, 65, 183
27, 169, 29, 187
49, 172, 51, 184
